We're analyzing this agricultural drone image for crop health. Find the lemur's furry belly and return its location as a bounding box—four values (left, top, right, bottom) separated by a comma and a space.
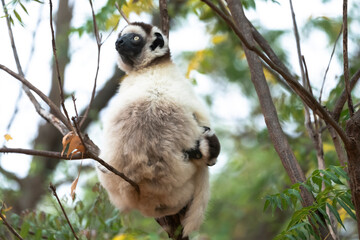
109, 97, 200, 185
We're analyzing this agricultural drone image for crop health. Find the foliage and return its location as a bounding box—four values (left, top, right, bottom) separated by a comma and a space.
0, 182, 165, 239
1, 0, 42, 26
2, 0, 360, 239
264, 166, 355, 239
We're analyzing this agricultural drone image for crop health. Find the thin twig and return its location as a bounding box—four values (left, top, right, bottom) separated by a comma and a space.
49, 183, 79, 240
1, 0, 70, 135
0, 64, 72, 133
115, 2, 130, 24
0, 147, 85, 160
201, 0, 351, 146
319, 24, 343, 103
289, 0, 306, 86
0, 147, 138, 193
333, 69, 360, 122
0, 204, 24, 240
1, 0, 24, 76
80, 0, 102, 128
159, 0, 169, 38
342, 0, 354, 116
49, 0, 72, 127
72, 95, 79, 120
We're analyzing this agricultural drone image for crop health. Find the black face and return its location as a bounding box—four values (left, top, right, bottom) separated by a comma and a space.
115, 33, 145, 65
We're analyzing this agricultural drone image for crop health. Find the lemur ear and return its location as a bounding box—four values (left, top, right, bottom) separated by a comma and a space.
150, 32, 164, 50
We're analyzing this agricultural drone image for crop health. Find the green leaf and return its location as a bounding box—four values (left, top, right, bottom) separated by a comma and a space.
317, 206, 331, 225
329, 165, 349, 180
263, 198, 271, 212
337, 198, 357, 220
20, 221, 30, 238
288, 188, 302, 203
320, 169, 343, 185
339, 193, 355, 209
311, 212, 326, 228
13, 9, 22, 23
288, 222, 308, 232
284, 234, 297, 240
19, 2, 28, 15
326, 202, 345, 229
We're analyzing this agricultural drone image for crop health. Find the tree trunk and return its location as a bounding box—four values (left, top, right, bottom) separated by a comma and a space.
225, 0, 333, 239
345, 110, 360, 237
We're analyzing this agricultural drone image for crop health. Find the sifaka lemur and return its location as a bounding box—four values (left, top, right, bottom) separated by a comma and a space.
97, 22, 220, 237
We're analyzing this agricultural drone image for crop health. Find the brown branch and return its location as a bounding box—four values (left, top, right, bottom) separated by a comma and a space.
320, 24, 343, 103
221, 1, 333, 238
159, 0, 169, 38
0, 145, 139, 194
289, 0, 306, 85
49, 183, 79, 240
342, 0, 354, 117
1, 0, 69, 136
72, 95, 79, 120
0, 147, 84, 160
49, 0, 72, 128
115, 2, 130, 24
0, 64, 72, 133
201, 0, 350, 147
0, 204, 23, 240
332, 68, 360, 122
80, 0, 102, 128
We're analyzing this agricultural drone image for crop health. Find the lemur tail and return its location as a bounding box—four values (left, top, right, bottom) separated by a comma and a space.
181, 166, 210, 237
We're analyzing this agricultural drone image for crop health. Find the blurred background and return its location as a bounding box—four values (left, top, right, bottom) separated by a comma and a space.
1, 0, 360, 239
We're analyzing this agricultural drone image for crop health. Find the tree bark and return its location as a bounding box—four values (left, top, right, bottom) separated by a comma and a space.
225, 1, 332, 239
345, 110, 360, 237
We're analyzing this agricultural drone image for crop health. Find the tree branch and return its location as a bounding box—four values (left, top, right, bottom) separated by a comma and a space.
222, 1, 333, 238
0, 204, 23, 240
159, 0, 169, 38
201, 0, 350, 147
332, 68, 360, 122
1, 0, 69, 136
80, 0, 102, 128
320, 24, 343, 103
289, 0, 306, 85
0, 64, 72, 133
49, 183, 79, 240
49, 0, 72, 127
115, 2, 130, 24
342, 0, 354, 116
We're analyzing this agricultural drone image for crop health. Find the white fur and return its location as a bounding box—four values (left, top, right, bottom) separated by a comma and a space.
99, 24, 213, 237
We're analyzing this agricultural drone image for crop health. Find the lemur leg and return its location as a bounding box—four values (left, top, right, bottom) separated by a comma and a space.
184, 127, 220, 166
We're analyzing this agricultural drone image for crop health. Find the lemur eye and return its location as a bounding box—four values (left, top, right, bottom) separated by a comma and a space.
134, 36, 140, 41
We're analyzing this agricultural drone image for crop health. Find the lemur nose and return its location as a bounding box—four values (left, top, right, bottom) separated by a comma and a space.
115, 38, 123, 46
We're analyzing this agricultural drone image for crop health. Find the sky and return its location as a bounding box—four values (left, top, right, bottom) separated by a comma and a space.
0, 0, 352, 195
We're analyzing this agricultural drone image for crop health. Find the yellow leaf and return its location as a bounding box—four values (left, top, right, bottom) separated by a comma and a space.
186, 50, 205, 79
113, 234, 135, 240
263, 68, 276, 84
211, 34, 227, 45
4, 134, 13, 141
121, 0, 154, 17
105, 14, 120, 30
